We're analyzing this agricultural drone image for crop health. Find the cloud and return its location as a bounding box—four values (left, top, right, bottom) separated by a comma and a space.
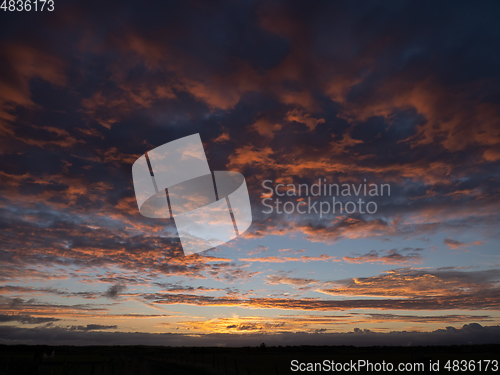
147, 291, 500, 312
239, 255, 338, 263
443, 238, 483, 250
265, 275, 318, 287
343, 248, 424, 265
143, 267, 500, 311
0, 314, 60, 325
180, 313, 497, 334
285, 109, 325, 132
0, 324, 499, 347
154, 282, 225, 295
0, 43, 65, 123
320, 267, 500, 296
247, 245, 269, 256
251, 118, 282, 138
104, 283, 126, 299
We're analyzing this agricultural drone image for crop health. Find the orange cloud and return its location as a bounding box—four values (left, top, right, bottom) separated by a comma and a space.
285, 109, 325, 131
251, 118, 282, 138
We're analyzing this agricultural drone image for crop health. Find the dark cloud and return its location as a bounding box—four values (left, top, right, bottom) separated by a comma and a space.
443, 237, 483, 250
104, 283, 126, 299
0, 314, 60, 325
0, 0, 499, 256
343, 248, 424, 264
0, 324, 499, 347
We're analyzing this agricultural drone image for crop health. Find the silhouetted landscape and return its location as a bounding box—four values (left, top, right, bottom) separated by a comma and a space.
0, 344, 498, 374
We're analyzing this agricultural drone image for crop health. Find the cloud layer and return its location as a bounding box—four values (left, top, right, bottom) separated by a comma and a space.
0, 0, 499, 345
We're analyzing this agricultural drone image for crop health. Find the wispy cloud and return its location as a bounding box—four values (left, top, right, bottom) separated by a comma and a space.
443, 238, 483, 250
239, 255, 338, 263
343, 248, 424, 265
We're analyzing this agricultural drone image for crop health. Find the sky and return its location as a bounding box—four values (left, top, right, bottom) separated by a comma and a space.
0, 0, 499, 346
